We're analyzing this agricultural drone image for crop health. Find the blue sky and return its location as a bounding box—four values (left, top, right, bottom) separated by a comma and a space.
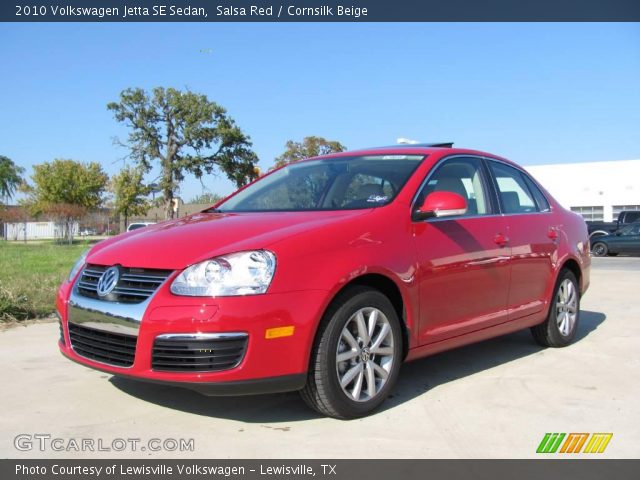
1, 23, 639, 200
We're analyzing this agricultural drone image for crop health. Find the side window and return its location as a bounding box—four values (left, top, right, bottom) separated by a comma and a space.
489, 162, 538, 214
522, 174, 551, 212
416, 157, 490, 216
624, 211, 640, 224
623, 223, 640, 236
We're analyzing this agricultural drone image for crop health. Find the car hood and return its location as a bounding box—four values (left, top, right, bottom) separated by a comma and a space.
88, 210, 371, 270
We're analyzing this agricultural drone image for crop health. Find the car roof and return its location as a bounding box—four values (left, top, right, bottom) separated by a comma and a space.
306, 145, 513, 165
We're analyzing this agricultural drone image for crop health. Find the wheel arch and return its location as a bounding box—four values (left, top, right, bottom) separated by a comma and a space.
314, 273, 412, 361
590, 239, 611, 255
559, 257, 583, 296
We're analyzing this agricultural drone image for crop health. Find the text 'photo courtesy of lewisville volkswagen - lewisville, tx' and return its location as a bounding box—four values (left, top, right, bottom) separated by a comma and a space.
1, 2, 639, 479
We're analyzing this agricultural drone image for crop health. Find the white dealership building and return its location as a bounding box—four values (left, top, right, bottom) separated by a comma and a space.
525, 159, 640, 222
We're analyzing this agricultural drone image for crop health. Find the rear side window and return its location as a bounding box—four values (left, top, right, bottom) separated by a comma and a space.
488, 162, 539, 214
522, 174, 551, 212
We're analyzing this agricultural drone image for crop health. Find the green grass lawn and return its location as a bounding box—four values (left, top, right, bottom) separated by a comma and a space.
0, 240, 93, 321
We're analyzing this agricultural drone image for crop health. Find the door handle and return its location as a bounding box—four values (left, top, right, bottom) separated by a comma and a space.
494, 233, 509, 247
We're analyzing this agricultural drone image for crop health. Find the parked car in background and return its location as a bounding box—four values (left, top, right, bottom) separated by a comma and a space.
58, 144, 590, 418
79, 228, 97, 237
126, 222, 155, 232
591, 221, 640, 257
587, 210, 640, 239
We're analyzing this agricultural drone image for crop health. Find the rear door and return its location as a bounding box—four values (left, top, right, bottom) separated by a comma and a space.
413, 156, 511, 345
486, 160, 558, 320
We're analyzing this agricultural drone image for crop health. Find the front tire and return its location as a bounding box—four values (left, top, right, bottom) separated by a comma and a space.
300, 286, 403, 419
591, 242, 609, 257
531, 270, 580, 347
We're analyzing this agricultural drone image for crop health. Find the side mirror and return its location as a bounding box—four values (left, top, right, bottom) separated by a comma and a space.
413, 191, 468, 221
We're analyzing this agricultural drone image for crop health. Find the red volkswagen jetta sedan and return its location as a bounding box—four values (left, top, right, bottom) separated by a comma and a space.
57, 144, 590, 418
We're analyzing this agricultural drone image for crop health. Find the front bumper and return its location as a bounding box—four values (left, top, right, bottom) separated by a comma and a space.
57, 280, 329, 395
60, 349, 306, 395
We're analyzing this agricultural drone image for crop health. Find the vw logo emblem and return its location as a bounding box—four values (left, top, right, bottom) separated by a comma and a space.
96, 266, 120, 297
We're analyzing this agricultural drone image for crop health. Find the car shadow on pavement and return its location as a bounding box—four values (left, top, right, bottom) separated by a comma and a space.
381, 309, 606, 413
110, 310, 605, 423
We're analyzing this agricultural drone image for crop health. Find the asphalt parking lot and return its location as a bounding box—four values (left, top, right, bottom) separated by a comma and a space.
1, 257, 639, 459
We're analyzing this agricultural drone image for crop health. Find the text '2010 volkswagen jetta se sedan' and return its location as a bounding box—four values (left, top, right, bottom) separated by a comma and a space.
57, 144, 590, 418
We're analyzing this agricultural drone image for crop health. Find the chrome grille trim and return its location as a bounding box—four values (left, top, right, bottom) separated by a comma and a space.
151, 333, 248, 372
76, 264, 172, 304
69, 267, 172, 336
156, 333, 248, 341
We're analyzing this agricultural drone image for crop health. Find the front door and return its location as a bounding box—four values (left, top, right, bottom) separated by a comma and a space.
413, 156, 511, 345
607, 223, 640, 254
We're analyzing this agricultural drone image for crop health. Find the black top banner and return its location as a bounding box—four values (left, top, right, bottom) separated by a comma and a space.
3, 0, 640, 22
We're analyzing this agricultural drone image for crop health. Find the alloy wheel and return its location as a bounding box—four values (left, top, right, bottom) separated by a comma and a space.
335, 307, 395, 402
556, 278, 578, 336
592, 243, 607, 256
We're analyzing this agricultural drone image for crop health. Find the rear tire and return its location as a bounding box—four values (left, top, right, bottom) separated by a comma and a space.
300, 286, 403, 419
591, 242, 608, 257
531, 270, 580, 347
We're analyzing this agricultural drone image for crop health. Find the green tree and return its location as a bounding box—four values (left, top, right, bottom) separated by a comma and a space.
274, 136, 346, 168
111, 166, 151, 229
26, 159, 108, 243
0, 205, 29, 242
0, 155, 25, 204
108, 87, 259, 219
189, 192, 225, 205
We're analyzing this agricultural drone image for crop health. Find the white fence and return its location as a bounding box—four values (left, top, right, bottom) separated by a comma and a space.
3, 221, 79, 241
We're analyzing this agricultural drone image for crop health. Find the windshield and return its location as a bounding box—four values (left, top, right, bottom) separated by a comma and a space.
215, 155, 425, 212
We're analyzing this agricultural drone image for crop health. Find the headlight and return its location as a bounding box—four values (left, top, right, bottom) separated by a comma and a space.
68, 250, 89, 282
170, 250, 276, 297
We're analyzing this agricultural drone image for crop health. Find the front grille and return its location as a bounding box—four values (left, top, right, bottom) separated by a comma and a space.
152, 335, 248, 372
77, 264, 172, 303
69, 323, 137, 367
